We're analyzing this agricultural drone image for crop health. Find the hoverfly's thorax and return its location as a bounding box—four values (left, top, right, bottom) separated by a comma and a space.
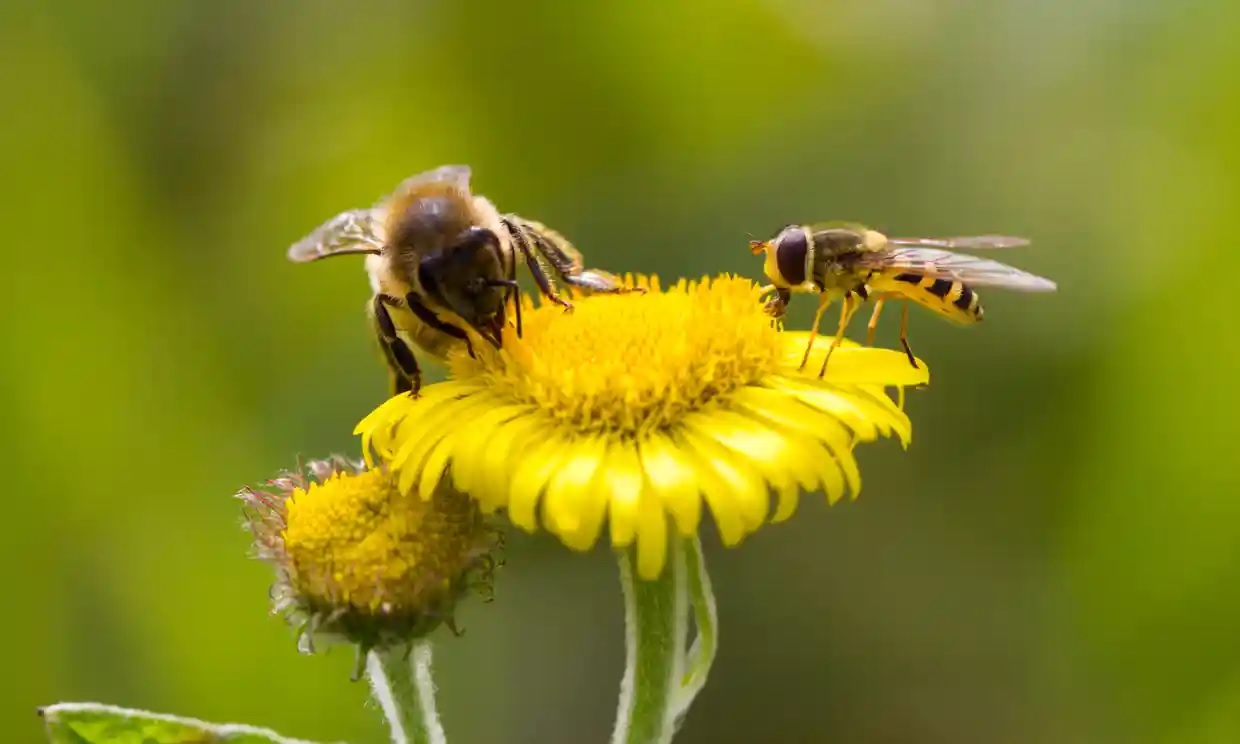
810, 227, 867, 259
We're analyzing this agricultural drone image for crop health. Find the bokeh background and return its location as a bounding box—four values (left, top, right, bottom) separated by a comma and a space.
4, 0, 1238, 742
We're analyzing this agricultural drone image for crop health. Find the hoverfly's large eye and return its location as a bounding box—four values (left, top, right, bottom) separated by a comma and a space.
749, 240, 767, 255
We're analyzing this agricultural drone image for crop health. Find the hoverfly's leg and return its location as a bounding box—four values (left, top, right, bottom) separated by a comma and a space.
866, 298, 886, 347
373, 294, 422, 397
503, 219, 573, 311
764, 287, 792, 321
818, 293, 860, 378
799, 292, 834, 371
898, 301, 919, 369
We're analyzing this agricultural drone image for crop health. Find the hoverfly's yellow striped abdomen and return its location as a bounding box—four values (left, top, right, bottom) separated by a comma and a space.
868, 272, 984, 325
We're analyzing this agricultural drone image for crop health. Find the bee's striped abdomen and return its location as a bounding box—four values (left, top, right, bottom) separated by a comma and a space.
871, 272, 984, 324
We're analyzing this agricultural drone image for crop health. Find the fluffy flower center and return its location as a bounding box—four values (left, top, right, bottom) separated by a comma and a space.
451, 275, 781, 435
282, 469, 482, 614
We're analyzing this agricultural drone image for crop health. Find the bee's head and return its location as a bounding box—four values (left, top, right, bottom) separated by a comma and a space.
418, 227, 510, 336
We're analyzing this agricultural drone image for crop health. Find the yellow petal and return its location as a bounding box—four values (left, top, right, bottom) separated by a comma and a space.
679, 426, 767, 541
635, 489, 669, 581
604, 441, 645, 548
406, 395, 501, 498
476, 414, 552, 514
732, 386, 856, 503
848, 385, 913, 445
763, 377, 880, 440
508, 434, 571, 532
543, 434, 607, 535
638, 433, 702, 536
418, 431, 457, 502
353, 391, 412, 438
731, 389, 843, 489
781, 335, 929, 387
821, 436, 861, 502
683, 409, 798, 494
772, 481, 800, 523
451, 403, 536, 494
386, 396, 466, 473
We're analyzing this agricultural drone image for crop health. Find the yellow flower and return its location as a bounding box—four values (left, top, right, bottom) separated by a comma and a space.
356, 275, 927, 580
238, 456, 501, 654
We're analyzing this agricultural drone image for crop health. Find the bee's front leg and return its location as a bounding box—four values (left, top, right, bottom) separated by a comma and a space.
506, 227, 573, 311
371, 294, 422, 397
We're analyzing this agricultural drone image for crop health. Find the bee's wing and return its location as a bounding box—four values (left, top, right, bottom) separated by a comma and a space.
388, 164, 473, 202
863, 247, 1057, 292
888, 235, 1030, 250
286, 208, 385, 263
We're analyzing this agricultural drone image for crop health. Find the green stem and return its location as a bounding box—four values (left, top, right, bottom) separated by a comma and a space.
366, 642, 447, 744
673, 535, 717, 727
610, 530, 689, 739
611, 533, 688, 744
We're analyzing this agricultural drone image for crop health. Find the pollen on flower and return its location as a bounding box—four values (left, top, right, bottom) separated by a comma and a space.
452, 275, 783, 435
239, 457, 501, 653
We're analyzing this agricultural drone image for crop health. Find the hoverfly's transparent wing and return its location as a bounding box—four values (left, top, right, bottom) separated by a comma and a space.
863, 247, 1057, 292
888, 235, 1031, 250
286, 208, 385, 262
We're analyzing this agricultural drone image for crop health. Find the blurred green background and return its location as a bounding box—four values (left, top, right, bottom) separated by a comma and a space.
4, 0, 1238, 742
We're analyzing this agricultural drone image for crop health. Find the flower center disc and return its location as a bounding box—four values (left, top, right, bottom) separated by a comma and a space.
452, 276, 782, 436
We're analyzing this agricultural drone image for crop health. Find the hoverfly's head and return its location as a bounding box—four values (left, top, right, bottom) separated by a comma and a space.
751, 226, 808, 288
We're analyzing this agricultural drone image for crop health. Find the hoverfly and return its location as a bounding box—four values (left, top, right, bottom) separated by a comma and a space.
288, 165, 635, 396
749, 222, 1057, 376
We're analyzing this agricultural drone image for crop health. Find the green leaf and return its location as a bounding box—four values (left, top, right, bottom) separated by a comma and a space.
38, 702, 332, 744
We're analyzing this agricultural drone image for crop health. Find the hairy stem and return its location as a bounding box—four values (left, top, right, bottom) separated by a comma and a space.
611, 534, 688, 744
673, 535, 717, 727
366, 643, 447, 744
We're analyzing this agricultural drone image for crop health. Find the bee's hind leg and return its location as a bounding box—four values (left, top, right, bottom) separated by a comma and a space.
515, 217, 644, 298
558, 269, 644, 295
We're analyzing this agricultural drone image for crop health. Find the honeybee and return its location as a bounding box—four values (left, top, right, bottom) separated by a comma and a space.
288, 165, 633, 396
749, 222, 1057, 376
